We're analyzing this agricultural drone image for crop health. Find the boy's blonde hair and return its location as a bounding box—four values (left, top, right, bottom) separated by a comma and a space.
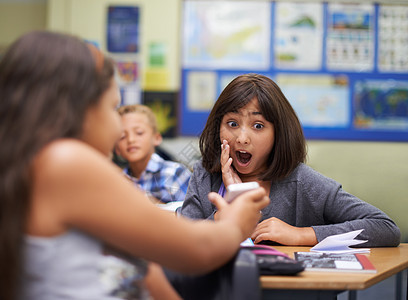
117, 104, 158, 133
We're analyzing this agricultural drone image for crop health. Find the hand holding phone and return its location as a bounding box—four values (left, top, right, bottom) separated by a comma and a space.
225, 181, 260, 203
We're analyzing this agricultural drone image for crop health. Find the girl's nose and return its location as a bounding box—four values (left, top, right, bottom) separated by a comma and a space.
236, 128, 250, 145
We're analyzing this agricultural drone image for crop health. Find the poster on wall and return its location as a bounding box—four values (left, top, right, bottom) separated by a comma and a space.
115, 60, 141, 105
277, 74, 349, 128
326, 3, 375, 72
107, 6, 140, 53
187, 71, 217, 111
182, 1, 271, 69
378, 5, 408, 73
143, 42, 170, 91
353, 79, 408, 131
274, 2, 323, 70
143, 92, 178, 138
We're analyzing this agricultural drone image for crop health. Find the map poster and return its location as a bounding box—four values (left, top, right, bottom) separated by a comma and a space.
182, 1, 271, 69
274, 2, 323, 70
277, 74, 349, 128
326, 3, 375, 72
353, 79, 408, 131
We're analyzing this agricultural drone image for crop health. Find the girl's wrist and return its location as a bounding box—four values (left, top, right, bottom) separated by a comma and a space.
297, 227, 318, 246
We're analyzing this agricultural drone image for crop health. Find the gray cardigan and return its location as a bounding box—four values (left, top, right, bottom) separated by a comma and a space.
179, 160, 400, 247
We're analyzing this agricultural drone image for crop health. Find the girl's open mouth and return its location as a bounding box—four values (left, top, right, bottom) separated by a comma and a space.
236, 150, 252, 165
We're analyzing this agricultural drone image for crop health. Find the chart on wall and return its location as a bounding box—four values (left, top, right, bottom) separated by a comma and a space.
274, 2, 323, 70
180, 1, 408, 141
325, 3, 375, 72
378, 5, 408, 72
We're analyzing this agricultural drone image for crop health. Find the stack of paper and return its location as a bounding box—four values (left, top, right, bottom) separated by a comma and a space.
311, 229, 370, 254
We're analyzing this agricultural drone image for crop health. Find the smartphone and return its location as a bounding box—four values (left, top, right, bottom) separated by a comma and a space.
225, 181, 260, 203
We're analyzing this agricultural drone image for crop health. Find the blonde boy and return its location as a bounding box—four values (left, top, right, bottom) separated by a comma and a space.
115, 104, 191, 207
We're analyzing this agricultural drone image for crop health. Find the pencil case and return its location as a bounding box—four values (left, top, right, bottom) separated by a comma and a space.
241, 245, 305, 276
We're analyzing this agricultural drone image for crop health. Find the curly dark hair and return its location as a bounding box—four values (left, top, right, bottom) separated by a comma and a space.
0, 31, 114, 300
199, 73, 306, 181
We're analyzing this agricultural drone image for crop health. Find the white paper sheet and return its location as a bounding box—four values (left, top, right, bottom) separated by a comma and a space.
240, 238, 255, 246
311, 229, 370, 254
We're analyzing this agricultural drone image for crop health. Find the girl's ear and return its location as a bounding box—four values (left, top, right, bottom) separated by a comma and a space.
153, 132, 163, 147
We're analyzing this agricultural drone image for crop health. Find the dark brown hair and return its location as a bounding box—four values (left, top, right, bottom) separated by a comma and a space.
199, 73, 306, 181
0, 31, 114, 300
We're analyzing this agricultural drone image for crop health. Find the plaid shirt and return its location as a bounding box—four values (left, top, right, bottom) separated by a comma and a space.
124, 153, 192, 203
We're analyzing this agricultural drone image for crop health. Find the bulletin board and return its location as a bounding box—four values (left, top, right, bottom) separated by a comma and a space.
180, 1, 408, 142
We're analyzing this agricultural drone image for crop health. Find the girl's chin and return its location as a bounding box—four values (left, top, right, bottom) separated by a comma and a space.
234, 160, 251, 170
234, 164, 264, 180
234, 164, 254, 176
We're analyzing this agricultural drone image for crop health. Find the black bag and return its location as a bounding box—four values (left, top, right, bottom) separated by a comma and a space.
241, 245, 305, 275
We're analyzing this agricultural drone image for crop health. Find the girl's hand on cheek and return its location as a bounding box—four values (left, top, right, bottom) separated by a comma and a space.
220, 140, 241, 186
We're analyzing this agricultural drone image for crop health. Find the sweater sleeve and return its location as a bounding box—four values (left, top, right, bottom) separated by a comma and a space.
178, 161, 216, 220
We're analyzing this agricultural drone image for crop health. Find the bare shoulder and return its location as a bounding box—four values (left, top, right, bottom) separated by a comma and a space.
33, 139, 120, 188
36, 139, 101, 165
33, 139, 117, 180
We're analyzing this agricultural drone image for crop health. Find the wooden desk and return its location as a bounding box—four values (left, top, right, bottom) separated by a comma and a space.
261, 243, 408, 300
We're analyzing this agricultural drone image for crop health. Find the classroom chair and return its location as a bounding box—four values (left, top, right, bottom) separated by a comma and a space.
165, 248, 261, 300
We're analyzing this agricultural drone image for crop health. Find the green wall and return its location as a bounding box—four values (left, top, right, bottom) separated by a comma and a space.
307, 141, 408, 242
0, 1, 46, 51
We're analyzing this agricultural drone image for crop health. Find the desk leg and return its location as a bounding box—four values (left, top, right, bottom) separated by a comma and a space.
348, 290, 357, 300
396, 271, 402, 300
396, 270, 408, 300
262, 289, 342, 300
